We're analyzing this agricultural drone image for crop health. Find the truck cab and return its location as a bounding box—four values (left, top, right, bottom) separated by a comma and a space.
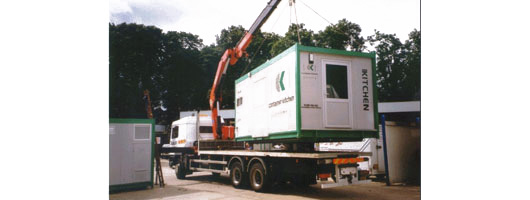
164, 115, 223, 148
164, 115, 224, 168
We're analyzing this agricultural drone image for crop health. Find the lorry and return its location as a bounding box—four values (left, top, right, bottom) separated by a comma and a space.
169, 112, 376, 191
166, 0, 379, 192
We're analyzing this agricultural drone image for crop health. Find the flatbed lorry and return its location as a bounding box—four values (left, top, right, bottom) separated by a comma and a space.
165, 0, 378, 192
169, 113, 372, 191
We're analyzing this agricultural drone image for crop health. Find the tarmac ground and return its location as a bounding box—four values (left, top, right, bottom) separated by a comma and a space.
110, 159, 420, 200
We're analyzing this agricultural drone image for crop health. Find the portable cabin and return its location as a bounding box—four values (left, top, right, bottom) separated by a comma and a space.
235, 44, 378, 143
109, 118, 154, 191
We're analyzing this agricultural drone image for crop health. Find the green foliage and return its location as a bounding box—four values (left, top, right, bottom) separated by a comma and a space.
199, 44, 224, 99
368, 29, 420, 102
109, 21, 420, 126
109, 23, 165, 119
271, 23, 315, 55
315, 19, 366, 51
402, 29, 421, 100
109, 23, 205, 125
158, 31, 205, 124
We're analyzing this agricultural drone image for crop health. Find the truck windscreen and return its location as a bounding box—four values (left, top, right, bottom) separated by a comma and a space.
171, 127, 179, 138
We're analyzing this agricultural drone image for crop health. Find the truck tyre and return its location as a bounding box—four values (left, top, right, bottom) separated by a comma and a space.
249, 162, 271, 192
230, 161, 247, 188
169, 158, 175, 169
176, 163, 186, 179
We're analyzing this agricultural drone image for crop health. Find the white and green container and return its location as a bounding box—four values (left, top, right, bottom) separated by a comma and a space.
235, 44, 378, 142
109, 118, 154, 192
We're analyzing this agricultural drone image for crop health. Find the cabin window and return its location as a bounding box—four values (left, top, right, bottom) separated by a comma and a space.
326, 64, 348, 99
134, 125, 150, 140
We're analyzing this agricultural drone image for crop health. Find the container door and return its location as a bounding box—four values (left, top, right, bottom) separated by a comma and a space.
322, 60, 353, 128
132, 124, 151, 182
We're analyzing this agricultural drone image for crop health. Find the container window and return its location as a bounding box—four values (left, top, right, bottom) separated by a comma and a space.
326, 64, 348, 99
171, 126, 179, 138
134, 125, 150, 140
200, 126, 213, 133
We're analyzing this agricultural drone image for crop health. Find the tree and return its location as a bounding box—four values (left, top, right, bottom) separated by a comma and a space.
158, 31, 205, 124
315, 19, 366, 51
271, 23, 315, 55
199, 44, 224, 104
109, 23, 207, 125
368, 29, 420, 102
242, 31, 281, 75
402, 29, 421, 100
109, 23, 165, 119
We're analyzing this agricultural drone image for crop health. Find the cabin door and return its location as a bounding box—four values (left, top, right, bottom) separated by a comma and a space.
322, 60, 353, 128
132, 124, 152, 182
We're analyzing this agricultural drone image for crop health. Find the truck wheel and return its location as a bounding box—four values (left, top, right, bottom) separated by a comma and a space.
230, 161, 247, 188
169, 155, 180, 169
175, 163, 186, 179
169, 159, 176, 169
249, 162, 270, 192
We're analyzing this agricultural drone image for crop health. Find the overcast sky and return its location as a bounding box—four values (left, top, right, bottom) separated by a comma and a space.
110, 0, 420, 46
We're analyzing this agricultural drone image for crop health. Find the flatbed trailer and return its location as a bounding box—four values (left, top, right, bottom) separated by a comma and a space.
174, 146, 372, 191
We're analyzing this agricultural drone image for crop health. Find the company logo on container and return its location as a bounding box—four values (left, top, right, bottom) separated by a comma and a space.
307, 64, 314, 71
275, 71, 285, 92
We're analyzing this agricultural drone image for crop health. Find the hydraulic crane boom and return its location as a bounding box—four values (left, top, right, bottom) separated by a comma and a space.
209, 0, 282, 139
143, 89, 154, 119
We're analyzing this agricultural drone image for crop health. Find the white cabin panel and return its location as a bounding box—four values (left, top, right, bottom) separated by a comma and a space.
299, 52, 323, 129
351, 57, 375, 130
235, 50, 297, 139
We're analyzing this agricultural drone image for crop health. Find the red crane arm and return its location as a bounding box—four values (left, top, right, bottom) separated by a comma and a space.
209, 0, 282, 139
144, 89, 153, 119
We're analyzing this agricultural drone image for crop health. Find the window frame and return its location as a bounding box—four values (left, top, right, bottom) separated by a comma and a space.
133, 124, 151, 140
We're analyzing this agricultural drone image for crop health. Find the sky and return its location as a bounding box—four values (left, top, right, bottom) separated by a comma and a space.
110, 0, 420, 47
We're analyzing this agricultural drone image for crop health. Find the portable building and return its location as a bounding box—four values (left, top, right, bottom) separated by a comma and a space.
235, 44, 378, 142
109, 118, 154, 191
